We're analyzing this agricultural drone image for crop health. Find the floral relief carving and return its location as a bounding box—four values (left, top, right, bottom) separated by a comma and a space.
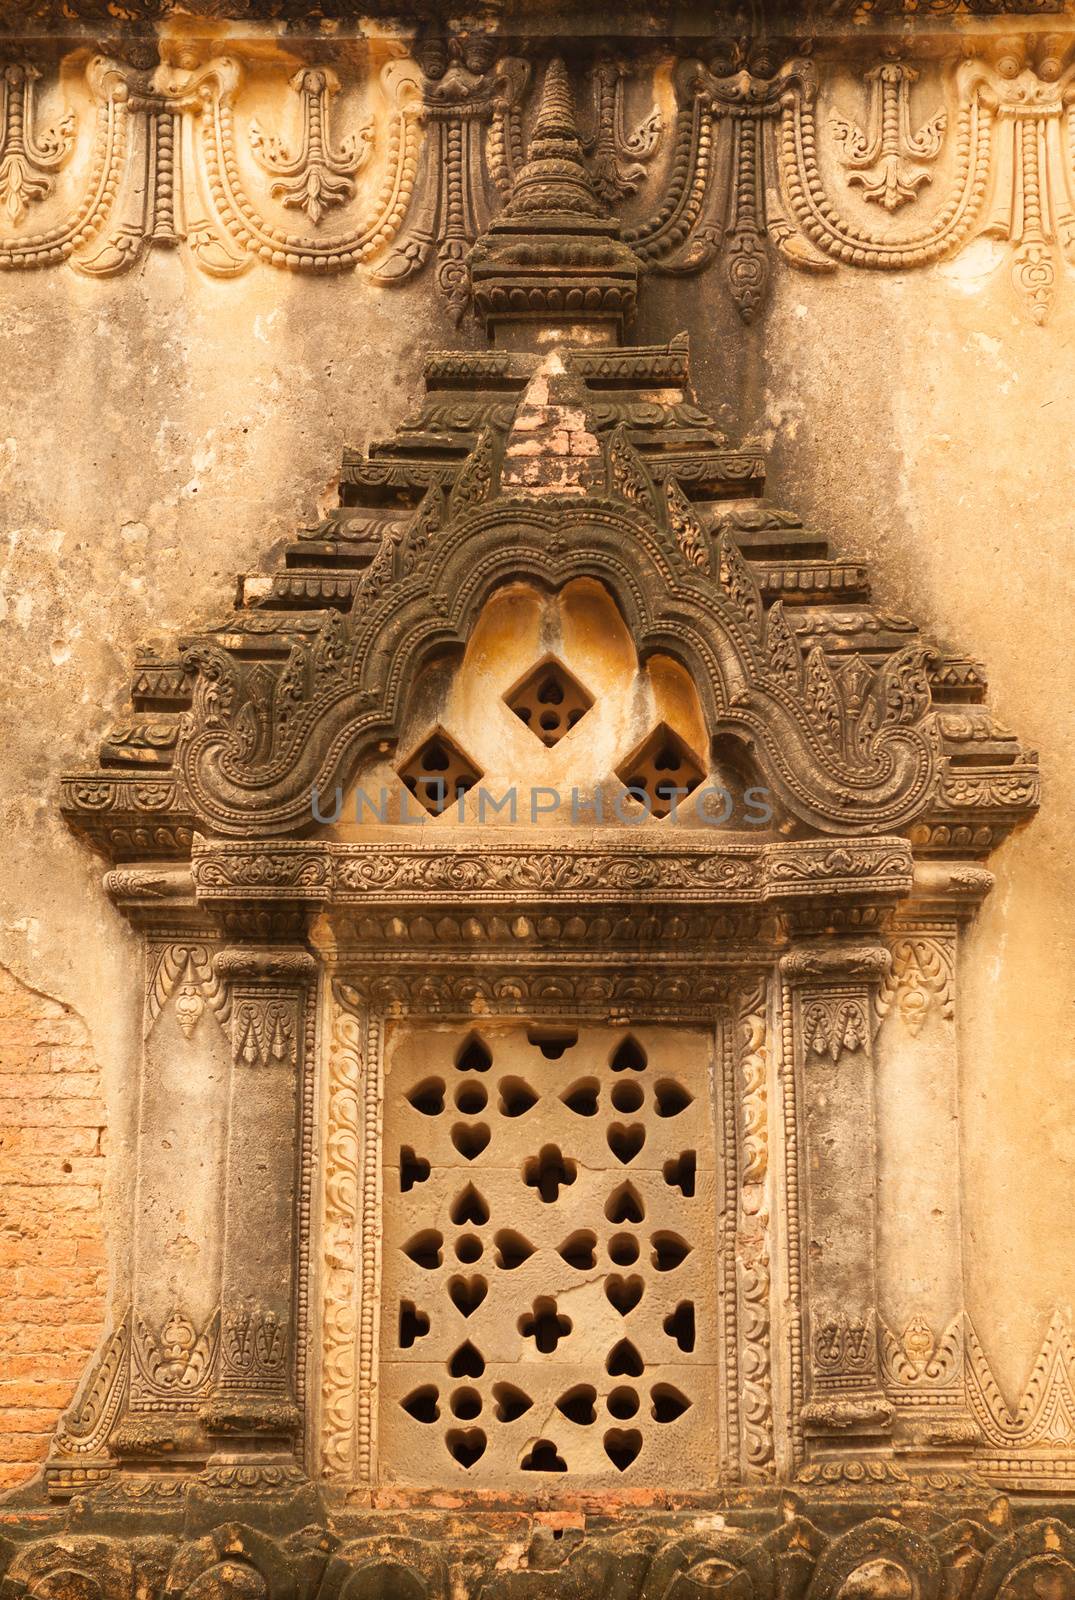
830, 59, 946, 212
2, 38, 1071, 320
145, 941, 231, 1039
779, 40, 1075, 322
801, 996, 871, 1061
966, 1311, 1075, 1454
0, 55, 128, 271
812, 1310, 877, 1383
131, 1308, 219, 1407
231, 997, 297, 1067
880, 1313, 964, 1388
191, 53, 424, 276
249, 67, 372, 226
736, 981, 775, 1478
877, 1313, 975, 1447
975, 44, 1075, 323
320, 985, 362, 1481
221, 1303, 287, 1385
877, 1311, 1075, 1475
369, 41, 530, 318
190, 840, 915, 903
0, 62, 74, 224
336, 969, 737, 1019
876, 934, 955, 1035
583, 55, 661, 203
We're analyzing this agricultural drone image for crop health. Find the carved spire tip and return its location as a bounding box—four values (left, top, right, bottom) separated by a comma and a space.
532, 55, 578, 141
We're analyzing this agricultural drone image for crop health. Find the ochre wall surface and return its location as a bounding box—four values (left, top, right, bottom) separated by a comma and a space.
0, 66, 1072, 1484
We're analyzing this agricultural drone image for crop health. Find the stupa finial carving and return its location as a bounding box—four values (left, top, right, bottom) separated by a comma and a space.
468, 57, 639, 341
500, 55, 607, 222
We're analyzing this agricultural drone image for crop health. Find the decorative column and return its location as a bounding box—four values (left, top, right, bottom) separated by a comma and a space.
43, 865, 236, 1494
873, 863, 993, 1456
780, 942, 894, 1452
196, 939, 319, 1509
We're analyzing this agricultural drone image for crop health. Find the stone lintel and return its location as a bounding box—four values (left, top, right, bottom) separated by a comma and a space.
190, 835, 915, 914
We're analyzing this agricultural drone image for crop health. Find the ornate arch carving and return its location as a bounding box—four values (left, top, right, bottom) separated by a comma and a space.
175, 488, 939, 839
63, 338, 1032, 858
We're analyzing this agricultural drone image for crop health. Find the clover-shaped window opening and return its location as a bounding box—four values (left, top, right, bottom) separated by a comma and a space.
505, 656, 595, 748
398, 729, 483, 817
615, 723, 705, 820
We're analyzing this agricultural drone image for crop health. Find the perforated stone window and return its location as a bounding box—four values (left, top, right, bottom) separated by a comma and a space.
615, 723, 706, 819
505, 657, 595, 748
380, 1022, 720, 1490
397, 729, 483, 817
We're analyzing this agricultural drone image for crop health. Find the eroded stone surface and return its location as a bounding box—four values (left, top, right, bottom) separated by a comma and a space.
0, 0, 1072, 1552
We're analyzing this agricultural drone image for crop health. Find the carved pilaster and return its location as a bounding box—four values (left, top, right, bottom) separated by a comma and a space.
780, 943, 894, 1449
199, 944, 317, 1460
873, 863, 993, 1458
101, 872, 235, 1473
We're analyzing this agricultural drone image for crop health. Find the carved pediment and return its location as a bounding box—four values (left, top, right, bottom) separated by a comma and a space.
61, 335, 1035, 863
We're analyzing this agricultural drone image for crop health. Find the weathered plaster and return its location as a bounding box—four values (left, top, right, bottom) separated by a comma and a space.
0, 11, 1072, 1520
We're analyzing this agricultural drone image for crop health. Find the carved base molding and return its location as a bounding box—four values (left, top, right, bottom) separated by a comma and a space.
3, 1491, 1075, 1600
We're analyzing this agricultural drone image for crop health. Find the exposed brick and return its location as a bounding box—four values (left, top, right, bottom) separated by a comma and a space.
0, 1237, 78, 1269
0, 1073, 102, 1105
0, 1407, 69, 1434
0, 1046, 55, 1075
0, 1126, 102, 1157
23, 1020, 87, 1047
0, 1182, 103, 1213
0, 1105, 106, 1134
0, 1432, 54, 1463
0, 964, 107, 1489
1, 1353, 88, 1381
0, 1321, 104, 1354
13, 1266, 105, 1298
75, 1237, 108, 1266
0, 1380, 82, 1410
2, 1296, 107, 1327
1, 1156, 105, 1187
45, 1046, 99, 1074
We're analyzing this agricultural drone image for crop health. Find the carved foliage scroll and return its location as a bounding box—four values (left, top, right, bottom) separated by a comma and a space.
320, 984, 363, 1480
735, 980, 775, 1478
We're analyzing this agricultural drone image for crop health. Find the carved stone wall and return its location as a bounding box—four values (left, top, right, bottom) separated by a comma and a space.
0, 0, 1072, 1565
2, 26, 1075, 323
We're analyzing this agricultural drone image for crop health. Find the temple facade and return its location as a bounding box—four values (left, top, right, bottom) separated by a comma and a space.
1, 2, 1073, 1596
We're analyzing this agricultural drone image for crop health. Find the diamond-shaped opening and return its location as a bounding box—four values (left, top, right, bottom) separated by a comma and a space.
398, 729, 483, 817
505, 656, 594, 748
615, 723, 705, 820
